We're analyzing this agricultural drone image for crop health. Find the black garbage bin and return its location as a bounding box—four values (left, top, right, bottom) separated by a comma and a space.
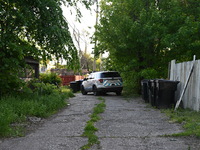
141, 79, 149, 103
76, 80, 83, 91
155, 79, 179, 109
148, 80, 156, 106
70, 81, 78, 93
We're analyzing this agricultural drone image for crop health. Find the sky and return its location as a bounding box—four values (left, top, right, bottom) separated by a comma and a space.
61, 3, 97, 55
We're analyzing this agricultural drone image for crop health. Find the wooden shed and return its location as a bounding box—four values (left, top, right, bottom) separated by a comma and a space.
23, 56, 39, 79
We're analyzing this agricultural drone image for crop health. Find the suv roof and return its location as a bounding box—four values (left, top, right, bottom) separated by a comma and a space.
92, 71, 119, 74
90, 71, 121, 78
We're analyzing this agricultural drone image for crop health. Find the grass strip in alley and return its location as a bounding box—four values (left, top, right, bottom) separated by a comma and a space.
81, 97, 106, 150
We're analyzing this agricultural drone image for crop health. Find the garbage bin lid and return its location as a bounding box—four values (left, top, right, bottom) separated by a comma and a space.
155, 79, 179, 84
149, 79, 156, 82
76, 79, 83, 82
142, 79, 149, 82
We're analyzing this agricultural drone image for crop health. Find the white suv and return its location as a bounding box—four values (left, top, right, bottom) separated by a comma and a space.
81, 71, 123, 96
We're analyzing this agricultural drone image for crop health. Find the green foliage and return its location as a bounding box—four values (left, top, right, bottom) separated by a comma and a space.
0, 73, 26, 97
80, 53, 94, 72
60, 86, 75, 98
0, 0, 95, 97
163, 108, 200, 138
97, 97, 105, 101
0, 85, 73, 137
83, 121, 98, 136
139, 68, 159, 79
25, 79, 58, 95
120, 71, 140, 95
40, 73, 62, 86
93, 103, 106, 114
33, 83, 58, 95
0, 103, 17, 136
95, 0, 200, 94
90, 113, 101, 122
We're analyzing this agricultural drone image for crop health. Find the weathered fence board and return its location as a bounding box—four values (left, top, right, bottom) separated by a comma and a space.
170, 59, 200, 111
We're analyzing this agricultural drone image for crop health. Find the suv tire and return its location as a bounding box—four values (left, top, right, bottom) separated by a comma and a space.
93, 85, 100, 96
81, 86, 87, 95
116, 91, 122, 96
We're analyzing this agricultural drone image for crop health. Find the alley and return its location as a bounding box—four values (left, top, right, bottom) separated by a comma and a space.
0, 93, 199, 150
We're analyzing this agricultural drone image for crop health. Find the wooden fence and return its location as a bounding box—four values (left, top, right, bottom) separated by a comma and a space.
60, 75, 84, 86
170, 59, 200, 111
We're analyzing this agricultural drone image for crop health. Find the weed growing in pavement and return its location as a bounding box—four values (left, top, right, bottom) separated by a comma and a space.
90, 113, 101, 122
93, 103, 106, 114
0, 86, 74, 137
162, 108, 200, 138
97, 97, 104, 101
81, 97, 106, 150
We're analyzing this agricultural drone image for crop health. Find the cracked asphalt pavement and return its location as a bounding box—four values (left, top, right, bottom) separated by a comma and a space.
0, 93, 199, 150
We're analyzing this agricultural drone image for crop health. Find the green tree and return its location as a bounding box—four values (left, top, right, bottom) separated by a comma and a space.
0, 0, 93, 96
95, 0, 200, 94
80, 52, 93, 72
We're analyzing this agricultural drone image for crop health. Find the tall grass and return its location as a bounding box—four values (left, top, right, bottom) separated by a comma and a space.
163, 108, 200, 138
0, 86, 74, 137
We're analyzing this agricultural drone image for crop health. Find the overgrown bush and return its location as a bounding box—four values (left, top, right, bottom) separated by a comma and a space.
120, 68, 160, 95
121, 71, 141, 95
24, 79, 57, 96
139, 68, 159, 79
32, 82, 58, 95
40, 73, 62, 86
0, 73, 26, 98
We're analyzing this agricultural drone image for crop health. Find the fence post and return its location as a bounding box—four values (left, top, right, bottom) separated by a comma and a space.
170, 60, 176, 80
174, 55, 196, 111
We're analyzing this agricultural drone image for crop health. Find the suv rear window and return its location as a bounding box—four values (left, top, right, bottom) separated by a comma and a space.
100, 72, 120, 78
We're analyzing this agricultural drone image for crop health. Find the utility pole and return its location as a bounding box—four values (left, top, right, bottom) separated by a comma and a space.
93, 0, 99, 72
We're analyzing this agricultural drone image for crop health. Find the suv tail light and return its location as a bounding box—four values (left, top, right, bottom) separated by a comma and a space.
98, 79, 103, 83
